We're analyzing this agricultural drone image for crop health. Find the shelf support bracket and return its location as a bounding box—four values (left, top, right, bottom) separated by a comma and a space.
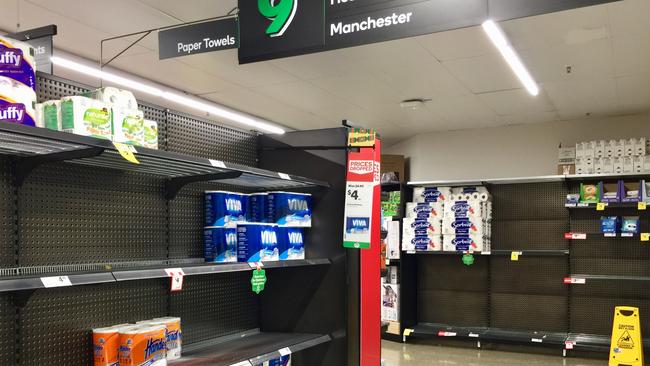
13, 147, 105, 187
165, 171, 243, 200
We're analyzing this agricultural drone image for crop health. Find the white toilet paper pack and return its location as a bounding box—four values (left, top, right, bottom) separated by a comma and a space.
0, 76, 36, 126
0, 36, 36, 91
85, 87, 139, 110
61, 96, 112, 139
405, 202, 443, 219
443, 234, 485, 252
403, 217, 442, 236
413, 186, 452, 203
442, 217, 484, 236
443, 200, 483, 219
42, 100, 62, 131
403, 233, 442, 252
112, 108, 144, 146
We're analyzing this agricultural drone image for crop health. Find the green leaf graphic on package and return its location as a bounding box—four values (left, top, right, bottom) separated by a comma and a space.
122, 116, 143, 135
83, 108, 110, 131
144, 125, 157, 143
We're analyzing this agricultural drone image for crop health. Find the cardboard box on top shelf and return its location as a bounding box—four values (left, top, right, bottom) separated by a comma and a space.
381, 155, 406, 183
558, 146, 576, 175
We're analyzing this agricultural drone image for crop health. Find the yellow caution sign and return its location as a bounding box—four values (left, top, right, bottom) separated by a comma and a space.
610, 306, 643, 366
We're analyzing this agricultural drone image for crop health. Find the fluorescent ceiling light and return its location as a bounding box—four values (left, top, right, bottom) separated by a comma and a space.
50, 56, 285, 134
481, 20, 539, 96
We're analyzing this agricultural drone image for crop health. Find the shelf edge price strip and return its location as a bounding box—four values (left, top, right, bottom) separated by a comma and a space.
40, 275, 72, 288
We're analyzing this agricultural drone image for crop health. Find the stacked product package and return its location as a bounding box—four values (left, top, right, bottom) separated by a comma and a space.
403, 186, 492, 253
204, 191, 311, 263
254, 356, 291, 366
92, 316, 181, 366
34, 86, 160, 149
442, 187, 492, 252
574, 138, 648, 175
402, 186, 450, 252
0, 36, 38, 127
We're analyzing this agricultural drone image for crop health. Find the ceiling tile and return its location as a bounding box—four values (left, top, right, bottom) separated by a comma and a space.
178, 50, 301, 88
479, 89, 556, 115
616, 73, 650, 114
112, 52, 238, 95
607, 0, 650, 36
501, 4, 610, 49
136, 0, 237, 22
252, 80, 348, 111
612, 34, 650, 78
429, 94, 500, 129
442, 54, 522, 93
520, 37, 614, 83
416, 25, 496, 61
499, 110, 560, 125
309, 72, 403, 108
545, 78, 619, 120
270, 49, 362, 81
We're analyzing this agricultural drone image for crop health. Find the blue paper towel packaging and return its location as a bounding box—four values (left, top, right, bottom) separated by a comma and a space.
205, 191, 249, 227
237, 223, 279, 262
249, 192, 269, 222
203, 226, 238, 263
277, 227, 305, 260
268, 192, 312, 227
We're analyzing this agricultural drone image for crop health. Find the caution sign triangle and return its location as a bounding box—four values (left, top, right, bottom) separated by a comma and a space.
610, 306, 643, 366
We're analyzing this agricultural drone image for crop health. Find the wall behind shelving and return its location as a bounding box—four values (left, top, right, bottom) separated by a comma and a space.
385, 113, 650, 181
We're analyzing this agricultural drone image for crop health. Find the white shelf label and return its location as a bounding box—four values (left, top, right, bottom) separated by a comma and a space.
481, 251, 491, 256
437, 331, 457, 337
531, 338, 543, 343
209, 159, 227, 169
604, 233, 617, 237
278, 347, 292, 356
564, 203, 577, 208
577, 203, 590, 207
248, 262, 264, 269
621, 233, 634, 237
165, 268, 185, 292
469, 333, 480, 338
278, 173, 291, 180
40, 276, 72, 288
565, 233, 587, 240
565, 341, 575, 350
564, 277, 586, 285
386, 259, 390, 266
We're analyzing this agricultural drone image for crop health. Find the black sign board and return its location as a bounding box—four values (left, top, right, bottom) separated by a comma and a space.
239, 0, 620, 64
159, 18, 239, 60
6, 25, 56, 74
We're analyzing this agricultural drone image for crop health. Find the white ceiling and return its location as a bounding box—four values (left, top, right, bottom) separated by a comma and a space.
1, 0, 649, 145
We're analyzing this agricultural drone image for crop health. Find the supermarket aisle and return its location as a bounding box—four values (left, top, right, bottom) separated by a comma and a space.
381, 341, 608, 366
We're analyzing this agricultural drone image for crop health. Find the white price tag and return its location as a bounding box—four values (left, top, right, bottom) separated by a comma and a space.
481, 251, 491, 255
406, 250, 416, 255
278, 173, 291, 180
165, 268, 185, 292
248, 262, 264, 269
564, 277, 586, 285
604, 233, 617, 237
565, 341, 575, 350
438, 331, 457, 337
385, 259, 390, 266
577, 202, 590, 208
209, 159, 227, 169
621, 233, 634, 237
278, 347, 292, 357
469, 333, 480, 338
40, 276, 72, 288
531, 338, 543, 343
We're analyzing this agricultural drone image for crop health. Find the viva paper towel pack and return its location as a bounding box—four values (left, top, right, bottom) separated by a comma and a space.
0, 36, 37, 126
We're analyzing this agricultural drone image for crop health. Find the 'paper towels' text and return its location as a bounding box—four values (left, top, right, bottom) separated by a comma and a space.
178, 36, 236, 54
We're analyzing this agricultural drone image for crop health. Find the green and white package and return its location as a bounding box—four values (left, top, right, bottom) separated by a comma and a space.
42, 100, 61, 131
61, 96, 111, 140
143, 119, 158, 150
112, 108, 144, 146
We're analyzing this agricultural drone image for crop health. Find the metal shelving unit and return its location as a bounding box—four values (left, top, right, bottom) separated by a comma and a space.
0, 122, 329, 198
171, 329, 331, 365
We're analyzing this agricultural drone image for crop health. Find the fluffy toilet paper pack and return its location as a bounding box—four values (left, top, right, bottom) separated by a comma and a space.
0, 76, 36, 126
61, 96, 112, 139
413, 187, 452, 203
0, 36, 36, 91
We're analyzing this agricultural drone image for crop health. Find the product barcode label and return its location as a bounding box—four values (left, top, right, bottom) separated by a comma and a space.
41, 276, 72, 288
209, 159, 227, 169
278, 347, 292, 356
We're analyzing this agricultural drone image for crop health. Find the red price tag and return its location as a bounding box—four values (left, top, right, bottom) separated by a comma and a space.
165, 268, 185, 292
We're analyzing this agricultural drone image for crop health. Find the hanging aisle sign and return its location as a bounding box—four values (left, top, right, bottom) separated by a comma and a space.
158, 18, 239, 60
343, 139, 380, 249
238, 0, 620, 63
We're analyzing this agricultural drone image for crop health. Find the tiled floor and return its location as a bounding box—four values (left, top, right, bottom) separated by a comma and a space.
381, 341, 608, 365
